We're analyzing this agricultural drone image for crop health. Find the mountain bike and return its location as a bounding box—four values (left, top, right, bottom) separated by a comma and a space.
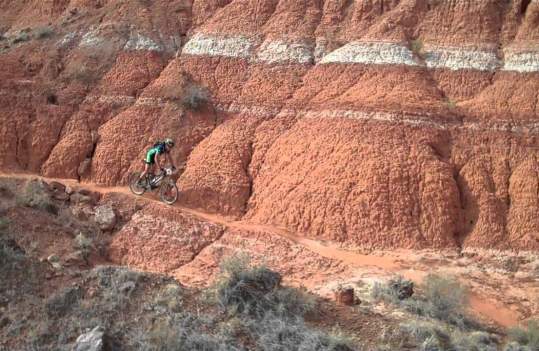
128, 166, 178, 205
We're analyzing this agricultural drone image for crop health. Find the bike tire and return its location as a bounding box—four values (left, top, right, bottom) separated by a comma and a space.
159, 179, 178, 205
128, 172, 146, 195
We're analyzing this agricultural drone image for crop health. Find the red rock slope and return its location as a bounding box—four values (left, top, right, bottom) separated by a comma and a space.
1, 0, 538, 250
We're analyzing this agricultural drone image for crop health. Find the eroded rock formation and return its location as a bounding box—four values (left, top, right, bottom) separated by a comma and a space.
1, 0, 539, 250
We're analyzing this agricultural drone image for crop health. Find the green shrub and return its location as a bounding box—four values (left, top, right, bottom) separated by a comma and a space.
182, 83, 211, 111
451, 331, 498, 351
402, 274, 470, 328
372, 276, 414, 304
410, 39, 423, 57
17, 180, 58, 214
446, 99, 457, 109
504, 341, 533, 351
12, 31, 29, 44
372, 274, 473, 329
46, 286, 82, 318
508, 320, 539, 351
215, 255, 315, 319
34, 26, 54, 40
0, 239, 23, 268
0, 217, 9, 233
247, 313, 354, 351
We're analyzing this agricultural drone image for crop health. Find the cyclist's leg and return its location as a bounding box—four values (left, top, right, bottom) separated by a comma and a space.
138, 150, 155, 181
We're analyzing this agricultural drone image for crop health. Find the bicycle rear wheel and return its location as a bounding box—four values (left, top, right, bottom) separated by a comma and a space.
128, 172, 146, 195
159, 179, 178, 205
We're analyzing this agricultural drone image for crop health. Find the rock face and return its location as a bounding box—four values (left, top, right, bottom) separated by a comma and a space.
94, 205, 116, 231
74, 326, 104, 351
1, 0, 539, 250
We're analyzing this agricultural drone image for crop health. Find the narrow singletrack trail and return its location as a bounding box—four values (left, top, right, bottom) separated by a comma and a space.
0, 172, 523, 327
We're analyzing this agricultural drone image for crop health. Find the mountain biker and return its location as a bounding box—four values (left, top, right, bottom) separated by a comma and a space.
137, 138, 176, 186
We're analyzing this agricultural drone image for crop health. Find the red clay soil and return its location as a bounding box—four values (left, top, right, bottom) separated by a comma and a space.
1, 0, 539, 252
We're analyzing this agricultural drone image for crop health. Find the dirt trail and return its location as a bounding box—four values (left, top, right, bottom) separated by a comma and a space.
0, 172, 524, 327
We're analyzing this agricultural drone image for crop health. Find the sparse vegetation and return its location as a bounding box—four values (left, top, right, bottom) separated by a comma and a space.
410, 39, 424, 57
0, 217, 9, 233
372, 274, 475, 329
372, 275, 414, 304
379, 320, 499, 351
16, 180, 58, 214
34, 26, 54, 40
507, 320, 539, 351
0, 238, 23, 269
410, 274, 469, 327
160, 71, 212, 110
182, 83, 211, 110
74, 232, 93, 261
12, 31, 29, 44
215, 254, 316, 319
445, 98, 457, 109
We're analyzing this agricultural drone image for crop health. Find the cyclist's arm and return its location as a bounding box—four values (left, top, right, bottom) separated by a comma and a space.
155, 152, 162, 171
166, 152, 176, 169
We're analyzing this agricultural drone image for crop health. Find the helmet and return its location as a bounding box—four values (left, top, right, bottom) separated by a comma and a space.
164, 138, 175, 147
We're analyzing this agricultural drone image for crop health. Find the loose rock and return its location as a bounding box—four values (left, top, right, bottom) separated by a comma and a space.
94, 205, 116, 231
74, 326, 105, 351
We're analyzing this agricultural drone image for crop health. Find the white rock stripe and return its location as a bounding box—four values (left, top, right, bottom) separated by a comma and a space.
181, 34, 539, 73
423, 46, 501, 71
182, 33, 254, 58
503, 50, 539, 73
124, 33, 162, 52
319, 41, 419, 66
215, 102, 539, 135
256, 40, 314, 64
57, 29, 179, 52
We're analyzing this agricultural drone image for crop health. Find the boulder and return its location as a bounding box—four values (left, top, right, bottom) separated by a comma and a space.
74, 326, 105, 351
94, 205, 116, 231
70, 192, 94, 205
334, 287, 358, 306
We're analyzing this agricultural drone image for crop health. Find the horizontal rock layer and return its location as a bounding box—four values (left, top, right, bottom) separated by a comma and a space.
1, 0, 538, 251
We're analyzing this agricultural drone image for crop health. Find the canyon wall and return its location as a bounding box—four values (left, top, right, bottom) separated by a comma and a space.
1, 0, 538, 250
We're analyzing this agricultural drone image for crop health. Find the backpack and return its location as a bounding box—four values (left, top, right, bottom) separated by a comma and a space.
152, 141, 166, 153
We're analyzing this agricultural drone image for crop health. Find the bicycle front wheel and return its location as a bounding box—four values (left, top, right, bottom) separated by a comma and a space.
159, 179, 178, 205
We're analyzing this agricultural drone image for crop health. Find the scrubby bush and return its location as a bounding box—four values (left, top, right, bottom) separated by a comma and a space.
451, 331, 498, 351
401, 274, 471, 328
17, 180, 58, 214
130, 313, 243, 351
400, 320, 451, 351
46, 286, 82, 318
380, 321, 498, 351
182, 83, 211, 111
507, 320, 539, 351
34, 26, 54, 40
12, 31, 29, 44
0, 217, 9, 233
74, 233, 94, 261
0, 238, 23, 268
410, 39, 424, 57
247, 313, 354, 351
215, 255, 315, 319
372, 274, 473, 329
372, 276, 414, 304
445, 99, 457, 109
504, 341, 533, 351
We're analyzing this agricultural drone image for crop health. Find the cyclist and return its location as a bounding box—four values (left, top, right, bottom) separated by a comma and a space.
138, 138, 176, 187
